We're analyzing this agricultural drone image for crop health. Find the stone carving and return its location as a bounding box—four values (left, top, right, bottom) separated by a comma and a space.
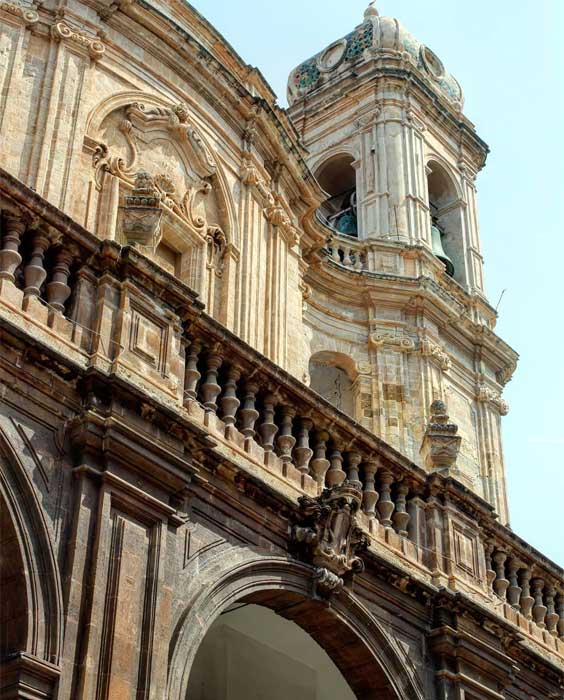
51, 21, 106, 60
240, 154, 298, 244
370, 331, 415, 351
420, 338, 450, 372
420, 400, 461, 473
0, 0, 38, 25
291, 481, 368, 596
120, 171, 162, 249
476, 384, 509, 416
496, 361, 517, 387
93, 101, 223, 239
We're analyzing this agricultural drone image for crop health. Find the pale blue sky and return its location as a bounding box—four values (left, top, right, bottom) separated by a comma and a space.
191, 0, 564, 566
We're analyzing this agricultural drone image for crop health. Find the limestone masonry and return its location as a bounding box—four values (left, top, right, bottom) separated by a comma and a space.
0, 0, 561, 698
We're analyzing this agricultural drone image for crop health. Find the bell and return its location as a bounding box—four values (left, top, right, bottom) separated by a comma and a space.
430, 224, 455, 277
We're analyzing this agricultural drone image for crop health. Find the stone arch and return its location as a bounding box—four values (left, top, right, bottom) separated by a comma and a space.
425, 157, 467, 285
0, 427, 63, 665
309, 350, 358, 418
313, 150, 359, 237
168, 553, 424, 700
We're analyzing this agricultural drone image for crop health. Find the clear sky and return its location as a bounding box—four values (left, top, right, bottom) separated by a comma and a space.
191, 0, 564, 566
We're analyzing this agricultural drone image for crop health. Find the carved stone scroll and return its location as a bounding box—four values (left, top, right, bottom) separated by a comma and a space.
291, 481, 368, 596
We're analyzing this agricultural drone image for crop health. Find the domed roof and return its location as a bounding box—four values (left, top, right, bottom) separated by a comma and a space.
287, 1, 463, 109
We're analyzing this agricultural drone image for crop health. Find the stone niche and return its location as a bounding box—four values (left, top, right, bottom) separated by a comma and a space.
87, 99, 232, 312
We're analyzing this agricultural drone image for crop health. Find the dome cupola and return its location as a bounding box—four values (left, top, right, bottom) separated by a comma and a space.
287, 1, 463, 110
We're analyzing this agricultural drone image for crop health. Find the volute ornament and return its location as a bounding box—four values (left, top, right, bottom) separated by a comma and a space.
291, 481, 368, 596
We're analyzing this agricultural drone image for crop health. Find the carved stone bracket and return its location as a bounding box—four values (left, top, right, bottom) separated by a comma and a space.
420, 337, 451, 372
0, 0, 38, 26
51, 21, 106, 60
496, 361, 517, 387
420, 400, 461, 474
369, 331, 415, 352
476, 384, 509, 416
291, 481, 368, 596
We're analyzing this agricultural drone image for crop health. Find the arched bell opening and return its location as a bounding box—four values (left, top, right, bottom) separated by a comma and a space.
426, 161, 466, 285
315, 154, 358, 238
308, 351, 357, 418
186, 601, 356, 700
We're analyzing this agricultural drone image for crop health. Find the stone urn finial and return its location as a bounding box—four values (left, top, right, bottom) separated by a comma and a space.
120, 171, 163, 252
420, 400, 462, 475
364, 1, 379, 18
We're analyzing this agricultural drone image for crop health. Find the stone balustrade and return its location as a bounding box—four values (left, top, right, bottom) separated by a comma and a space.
0, 168, 562, 664
326, 237, 367, 271
483, 536, 564, 648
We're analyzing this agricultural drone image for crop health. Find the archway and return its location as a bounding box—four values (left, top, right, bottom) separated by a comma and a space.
168, 555, 424, 700
309, 350, 356, 418
316, 154, 358, 237
426, 161, 466, 285
187, 602, 356, 700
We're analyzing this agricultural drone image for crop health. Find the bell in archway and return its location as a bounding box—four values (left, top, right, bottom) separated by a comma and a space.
430, 224, 455, 277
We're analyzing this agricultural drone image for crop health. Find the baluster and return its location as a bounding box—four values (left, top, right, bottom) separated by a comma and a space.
277, 406, 296, 473
485, 541, 496, 589
184, 339, 202, 401
200, 352, 222, 413
346, 451, 362, 487
23, 231, 50, 299
519, 569, 535, 620
220, 366, 240, 433
362, 459, 379, 519
556, 593, 564, 640
507, 558, 522, 610
0, 212, 24, 283
354, 252, 363, 271
492, 550, 509, 601
259, 393, 278, 454
407, 486, 426, 548
377, 471, 395, 528
545, 585, 559, 636
46, 246, 74, 313
532, 578, 547, 628
310, 430, 330, 489
330, 246, 340, 263
239, 382, 259, 448
326, 447, 346, 487
294, 418, 313, 475
392, 482, 410, 537
342, 248, 352, 267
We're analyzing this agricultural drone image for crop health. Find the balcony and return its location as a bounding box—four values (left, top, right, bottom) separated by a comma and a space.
0, 168, 562, 668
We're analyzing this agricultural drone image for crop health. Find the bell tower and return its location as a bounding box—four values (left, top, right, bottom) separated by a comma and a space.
289, 1, 517, 522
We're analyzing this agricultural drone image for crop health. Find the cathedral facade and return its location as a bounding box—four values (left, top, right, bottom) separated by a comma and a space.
0, 0, 562, 698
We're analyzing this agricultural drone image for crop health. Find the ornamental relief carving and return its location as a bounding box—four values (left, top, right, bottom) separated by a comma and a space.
476, 384, 509, 416
369, 330, 415, 351
0, 0, 37, 25
241, 152, 299, 245
91, 101, 225, 242
51, 21, 105, 60
291, 481, 368, 596
419, 337, 451, 372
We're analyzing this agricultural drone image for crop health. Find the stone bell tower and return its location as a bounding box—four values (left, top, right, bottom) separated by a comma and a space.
288, 1, 518, 523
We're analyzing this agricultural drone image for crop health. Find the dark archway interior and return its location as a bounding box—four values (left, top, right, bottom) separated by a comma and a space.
239, 590, 397, 700
316, 155, 358, 237
427, 163, 464, 282
0, 494, 28, 660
